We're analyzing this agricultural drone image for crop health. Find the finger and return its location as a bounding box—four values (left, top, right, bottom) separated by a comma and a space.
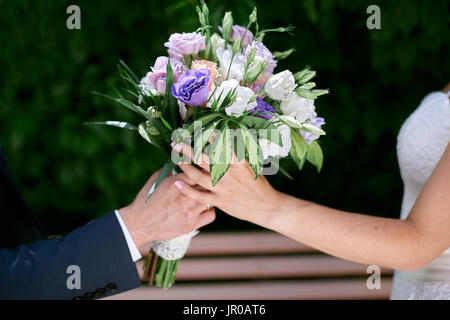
173, 179, 215, 205
171, 172, 197, 186
195, 208, 216, 229
193, 184, 210, 192
178, 163, 214, 190
171, 141, 210, 172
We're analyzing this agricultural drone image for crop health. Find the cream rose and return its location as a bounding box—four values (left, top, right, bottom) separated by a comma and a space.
264, 70, 296, 100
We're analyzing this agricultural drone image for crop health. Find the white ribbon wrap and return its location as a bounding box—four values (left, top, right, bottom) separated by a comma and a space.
152, 229, 199, 260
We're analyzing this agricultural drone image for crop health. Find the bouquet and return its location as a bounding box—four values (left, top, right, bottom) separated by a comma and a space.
88, 1, 328, 289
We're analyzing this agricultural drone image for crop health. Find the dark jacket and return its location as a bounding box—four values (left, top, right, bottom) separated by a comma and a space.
0, 144, 141, 299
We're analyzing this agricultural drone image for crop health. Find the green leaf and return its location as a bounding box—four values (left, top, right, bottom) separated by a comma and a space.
306, 140, 324, 172
233, 126, 246, 162
92, 92, 153, 120
193, 121, 219, 162
176, 113, 221, 143
238, 124, 263, 178
162, 58, 179, 129
295, 88, 318, 100
241, 115, 282, 146
269, 158, 293, 180
83, 121, 137, 131
138, 123, 164, 149
272, 48, 295, 60
160, 115, 173, 131
278, 163, 294, 180
145, 160, 176, 201
209, 122, 233, 186
301, 123, 326, 136
275, 114, 302, 129
118, 60, 139, 84
216, 87, 237, 111
289, 129, 308, 170
209, 88, 224, 112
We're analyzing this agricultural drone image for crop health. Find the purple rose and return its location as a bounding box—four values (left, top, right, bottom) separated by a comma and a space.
171, 69, 210, 107
251, 82, 264, 94
152, 56, 186, 82
249, 97, 276, 120
164, 32, 206, 60
301, 117, 325, 144
219, 25, 254, 47
141, 57, 186, 95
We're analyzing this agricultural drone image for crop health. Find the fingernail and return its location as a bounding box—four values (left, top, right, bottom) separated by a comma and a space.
173, 143, 182, 153
174, 180, 183, 190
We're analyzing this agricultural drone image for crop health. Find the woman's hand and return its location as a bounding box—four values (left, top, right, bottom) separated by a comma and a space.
171, 141, 282, 227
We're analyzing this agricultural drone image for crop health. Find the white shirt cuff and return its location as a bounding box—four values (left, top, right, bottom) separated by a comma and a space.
114, 209, 142, 262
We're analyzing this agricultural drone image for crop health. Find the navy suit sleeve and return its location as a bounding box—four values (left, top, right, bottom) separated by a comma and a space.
0, 211, 141, 299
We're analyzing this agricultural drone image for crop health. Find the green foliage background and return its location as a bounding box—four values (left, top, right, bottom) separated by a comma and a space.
0, 0, 448, 234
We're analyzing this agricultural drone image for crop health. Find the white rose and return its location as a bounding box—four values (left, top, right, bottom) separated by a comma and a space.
264, 70, 296, 100
258, 121, 292, 160
216, 46, 247, 81
207, 79, 239, 109
225, 85, 257, 117
207, 79, 256, 117
139, 74, 159, 99
280, 92, 316, 123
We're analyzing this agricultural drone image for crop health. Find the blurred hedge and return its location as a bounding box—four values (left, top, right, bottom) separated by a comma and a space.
0, 0, 448, 234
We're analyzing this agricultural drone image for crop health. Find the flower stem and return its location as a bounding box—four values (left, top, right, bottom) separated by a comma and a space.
225, 51, 236, 80
152, 257, 181, 289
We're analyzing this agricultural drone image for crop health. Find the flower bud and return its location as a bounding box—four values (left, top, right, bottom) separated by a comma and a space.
244, 57, 267, 83
272, 48, 295, 60
232, 36, 241, 54
246, 47, 256, 66
196, 7, 206, 26
210, 33, 225, 59
249, 7, 257, 23
147, 106, 161, 118
201, 0, 209, 17
146, 121, 160, 135
222, 11, 233, 42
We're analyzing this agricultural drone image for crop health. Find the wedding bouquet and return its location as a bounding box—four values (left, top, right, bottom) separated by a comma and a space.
88, 1, 328, 289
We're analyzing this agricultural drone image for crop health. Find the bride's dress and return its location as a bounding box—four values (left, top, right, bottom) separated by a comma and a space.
390, 91, 450, 299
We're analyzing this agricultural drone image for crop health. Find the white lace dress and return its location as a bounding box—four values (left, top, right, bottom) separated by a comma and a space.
390, 91, 450, 300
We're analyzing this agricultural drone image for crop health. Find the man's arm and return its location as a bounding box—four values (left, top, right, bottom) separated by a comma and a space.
0, 170, 216, 299
0, 211, 141, 300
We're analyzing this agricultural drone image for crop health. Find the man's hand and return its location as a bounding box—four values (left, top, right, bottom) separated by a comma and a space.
118, 170, 215, 253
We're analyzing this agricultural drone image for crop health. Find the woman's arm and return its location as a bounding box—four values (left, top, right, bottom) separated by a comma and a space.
171, 141, 450, 271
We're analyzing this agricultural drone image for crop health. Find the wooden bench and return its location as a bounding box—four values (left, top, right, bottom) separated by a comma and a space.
105, 232, 393, 300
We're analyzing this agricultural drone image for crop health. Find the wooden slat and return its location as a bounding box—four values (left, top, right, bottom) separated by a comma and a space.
176, 255, 393, 280
124, 231, 394, 300
104, 278, 393, 300
186, 232, 315, 256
